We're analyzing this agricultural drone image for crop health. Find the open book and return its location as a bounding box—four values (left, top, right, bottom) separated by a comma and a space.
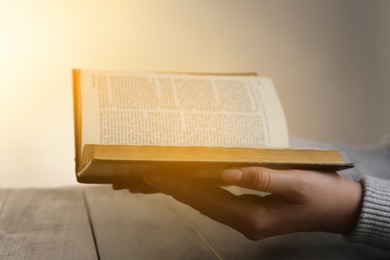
73, 69, 353, 183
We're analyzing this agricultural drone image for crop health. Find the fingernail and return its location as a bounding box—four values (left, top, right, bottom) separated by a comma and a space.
221, 169, 243, 183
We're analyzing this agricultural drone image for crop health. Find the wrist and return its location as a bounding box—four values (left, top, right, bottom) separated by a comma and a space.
334, 179, 363, 235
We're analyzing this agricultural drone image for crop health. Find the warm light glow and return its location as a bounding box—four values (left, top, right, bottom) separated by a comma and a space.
0, 0, 388, 187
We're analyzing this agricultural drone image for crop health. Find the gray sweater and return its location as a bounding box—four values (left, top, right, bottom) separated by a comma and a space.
346, 176, 390, 250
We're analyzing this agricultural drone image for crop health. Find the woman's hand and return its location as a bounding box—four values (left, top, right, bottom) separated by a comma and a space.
138, 167, 362, 240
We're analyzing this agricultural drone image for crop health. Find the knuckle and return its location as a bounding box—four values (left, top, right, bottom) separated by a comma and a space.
237, 207, 269, 240
241, 219, 267, 240
245, 167, 271, 191
243, 231, 262, 241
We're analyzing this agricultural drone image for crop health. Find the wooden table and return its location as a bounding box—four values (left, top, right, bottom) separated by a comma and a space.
0, 187, 388, 259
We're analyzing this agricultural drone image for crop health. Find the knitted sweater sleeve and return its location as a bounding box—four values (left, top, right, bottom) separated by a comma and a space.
345, 176, 390, 249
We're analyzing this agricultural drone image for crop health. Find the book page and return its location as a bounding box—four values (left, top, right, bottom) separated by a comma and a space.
79, 70, 288, 151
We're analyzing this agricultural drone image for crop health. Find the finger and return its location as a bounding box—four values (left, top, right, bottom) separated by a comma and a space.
221, 167, 305, 198
143, 174, 266, 236
112, 180, 159, 194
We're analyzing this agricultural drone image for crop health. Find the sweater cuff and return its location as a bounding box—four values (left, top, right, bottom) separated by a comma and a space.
345, 176, 390, 249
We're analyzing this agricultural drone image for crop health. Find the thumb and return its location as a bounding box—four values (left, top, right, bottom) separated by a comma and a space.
221, 167, 303, 197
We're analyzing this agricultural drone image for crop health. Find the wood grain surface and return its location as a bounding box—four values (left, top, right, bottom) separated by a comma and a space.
0, 188, 97, 260
0, 187, 389, 259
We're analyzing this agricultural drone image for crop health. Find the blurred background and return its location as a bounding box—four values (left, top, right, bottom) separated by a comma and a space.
0, 0, 389, 187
